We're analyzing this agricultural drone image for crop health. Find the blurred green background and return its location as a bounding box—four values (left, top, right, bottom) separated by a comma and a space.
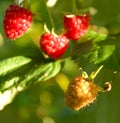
0, 0, 120, 123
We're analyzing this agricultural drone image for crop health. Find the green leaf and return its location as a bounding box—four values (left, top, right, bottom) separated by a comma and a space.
104, 35, 120, 71
72, 30, 115, 66
0, 60, 61, 92
0, 56, 31, 77
0, 77, 20, 92
84, 45, 115, 64
19, 61, 61, 87
42, 61, 61, 81
78, 30, 107, 43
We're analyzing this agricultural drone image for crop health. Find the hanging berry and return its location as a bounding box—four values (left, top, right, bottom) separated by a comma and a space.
65, 75, 98, 110
3, 4, 33, 40
63, 14, 90, 40
65, 67, 111, 110
40, 33, 69, 59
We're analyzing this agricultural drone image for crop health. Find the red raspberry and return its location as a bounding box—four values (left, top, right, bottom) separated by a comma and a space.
65, 76, 98, 110
64, 14, 90, 40
40, 33, 69, 59
3, 4, 33, 40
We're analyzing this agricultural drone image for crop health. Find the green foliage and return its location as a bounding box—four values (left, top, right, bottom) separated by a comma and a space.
0, 56, 31, 76
72, 31, 115, 66
0, 56, 61, 91
0, 0, 120, 123
72, 30, 120, 71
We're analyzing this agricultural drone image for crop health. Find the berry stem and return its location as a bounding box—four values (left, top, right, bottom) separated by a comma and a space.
23, 0, 30, 9
97, 85, 105, 92
43, 0, 55, 30
72, 0, 77, 13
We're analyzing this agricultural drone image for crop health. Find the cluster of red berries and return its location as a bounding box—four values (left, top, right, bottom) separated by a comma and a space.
3, 4, 90, 59
40, 14, 89, 59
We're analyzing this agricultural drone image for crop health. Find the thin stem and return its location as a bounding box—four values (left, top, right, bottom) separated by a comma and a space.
72, 0, 77, 13
97, 85, 105, 92
43, 0, 55, 30
23, 0, 29, 9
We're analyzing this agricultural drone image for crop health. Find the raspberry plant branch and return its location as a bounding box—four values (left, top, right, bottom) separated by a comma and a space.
1, 0, 115, 111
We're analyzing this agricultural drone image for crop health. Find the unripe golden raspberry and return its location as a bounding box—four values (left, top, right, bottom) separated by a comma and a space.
65, 76, 98, 110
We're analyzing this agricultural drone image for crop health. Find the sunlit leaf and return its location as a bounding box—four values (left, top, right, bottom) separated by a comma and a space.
0, 60, 61, 92
19, 61, 61, 87
84, 45, 115, 64
0, 56, 31, 77
72, 30, 115, 68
